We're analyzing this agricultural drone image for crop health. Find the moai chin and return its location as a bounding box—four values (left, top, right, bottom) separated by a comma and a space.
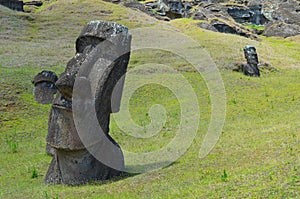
33, 21, 131, 185
243, 45, 260, 77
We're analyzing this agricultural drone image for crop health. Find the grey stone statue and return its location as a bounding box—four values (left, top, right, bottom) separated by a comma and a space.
242, 45, 260, 77
32, 21, 131, 185
32, 70, 58, 105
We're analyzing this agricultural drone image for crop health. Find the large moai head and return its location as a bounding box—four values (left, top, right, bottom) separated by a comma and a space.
33, 21, 131, 185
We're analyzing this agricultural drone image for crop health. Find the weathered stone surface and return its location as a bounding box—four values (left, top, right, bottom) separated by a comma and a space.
45, 143, 55, 156
143, 0, 192, 20
242, 45, 260, 77
0, 0, 24, 11
192, 2, 231, 21
198, 19, 259, 40
263, 21, 300, 38
271, 1, 300, 25
45, 149, 123, 185
227, 4, 268, 25
32, 70, 58, 104
159, 0, 188, 18
23, 1, 42, 6
104, 0, 300, 38
33, 21, 131, 185
0, 0, 43, 12
124, 2, 157, 17
193, 3, 260, 39
249, 0, 300, 24
260, 0, 300, 37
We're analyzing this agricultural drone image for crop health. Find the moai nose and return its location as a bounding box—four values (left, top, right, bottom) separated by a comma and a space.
55, 72, 74, 100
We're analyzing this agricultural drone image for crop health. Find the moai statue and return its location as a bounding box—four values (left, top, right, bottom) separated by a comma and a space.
32, 70, 58, 104
32, 21, 131, 185
243, 45, 260, 77
33, 71, 57, 156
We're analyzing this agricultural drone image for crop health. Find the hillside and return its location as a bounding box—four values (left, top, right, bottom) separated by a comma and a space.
0, 0, 300, 198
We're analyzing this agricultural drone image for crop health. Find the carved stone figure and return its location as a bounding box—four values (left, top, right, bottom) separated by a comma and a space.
32, 70, 58, 105
243, 45, 260, 77
32, 21, 131, 185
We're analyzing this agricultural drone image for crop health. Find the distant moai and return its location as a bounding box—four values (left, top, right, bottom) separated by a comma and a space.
243, 45, 260, 77
33, 21, 131, 185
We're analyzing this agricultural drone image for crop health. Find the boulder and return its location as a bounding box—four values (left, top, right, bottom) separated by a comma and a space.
143, 0, 192, 20
23, 1, 43, 6
0, 0, 23, 11
198, 19, 259, 40
257, 0, 300, 37
226, 4, 268, 25
263, 21, 300, 38
192, 2, 232, 21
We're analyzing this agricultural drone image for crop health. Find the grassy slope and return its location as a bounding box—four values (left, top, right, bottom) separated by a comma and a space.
1, 0, 300, 198
170, 18, 300, 69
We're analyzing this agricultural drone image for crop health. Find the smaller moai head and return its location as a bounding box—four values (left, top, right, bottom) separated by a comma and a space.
243, 45, 258, 65
32, 70, 58, 104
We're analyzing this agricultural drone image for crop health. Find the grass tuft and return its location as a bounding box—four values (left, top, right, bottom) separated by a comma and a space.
31, 166, 38, 179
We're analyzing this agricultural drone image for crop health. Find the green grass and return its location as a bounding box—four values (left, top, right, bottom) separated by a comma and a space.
1, 0, 300, 198
245, 24, 265, 31
170, 18, 300, 69
1, 67, 300, 198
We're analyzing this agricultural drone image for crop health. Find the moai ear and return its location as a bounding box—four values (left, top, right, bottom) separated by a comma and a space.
32, 70, 58, 104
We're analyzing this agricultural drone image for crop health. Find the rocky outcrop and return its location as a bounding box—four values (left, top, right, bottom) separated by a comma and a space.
0, 0, 43, 11
198, 19, 259, 40
90, 0, 300, 38
192, 2, 232, 21
263, 22, 300, 38
0, 0, 24, 11
262, 0, 300, 37
24, 1, 43, 6
194, 2, 259, 39
226, 4, 268, 25
141, 0, 192, 20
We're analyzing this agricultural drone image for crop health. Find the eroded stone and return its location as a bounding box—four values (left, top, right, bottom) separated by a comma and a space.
33, 21, 131, 185
242, 45, 260, 77
32, 70, 58, 104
